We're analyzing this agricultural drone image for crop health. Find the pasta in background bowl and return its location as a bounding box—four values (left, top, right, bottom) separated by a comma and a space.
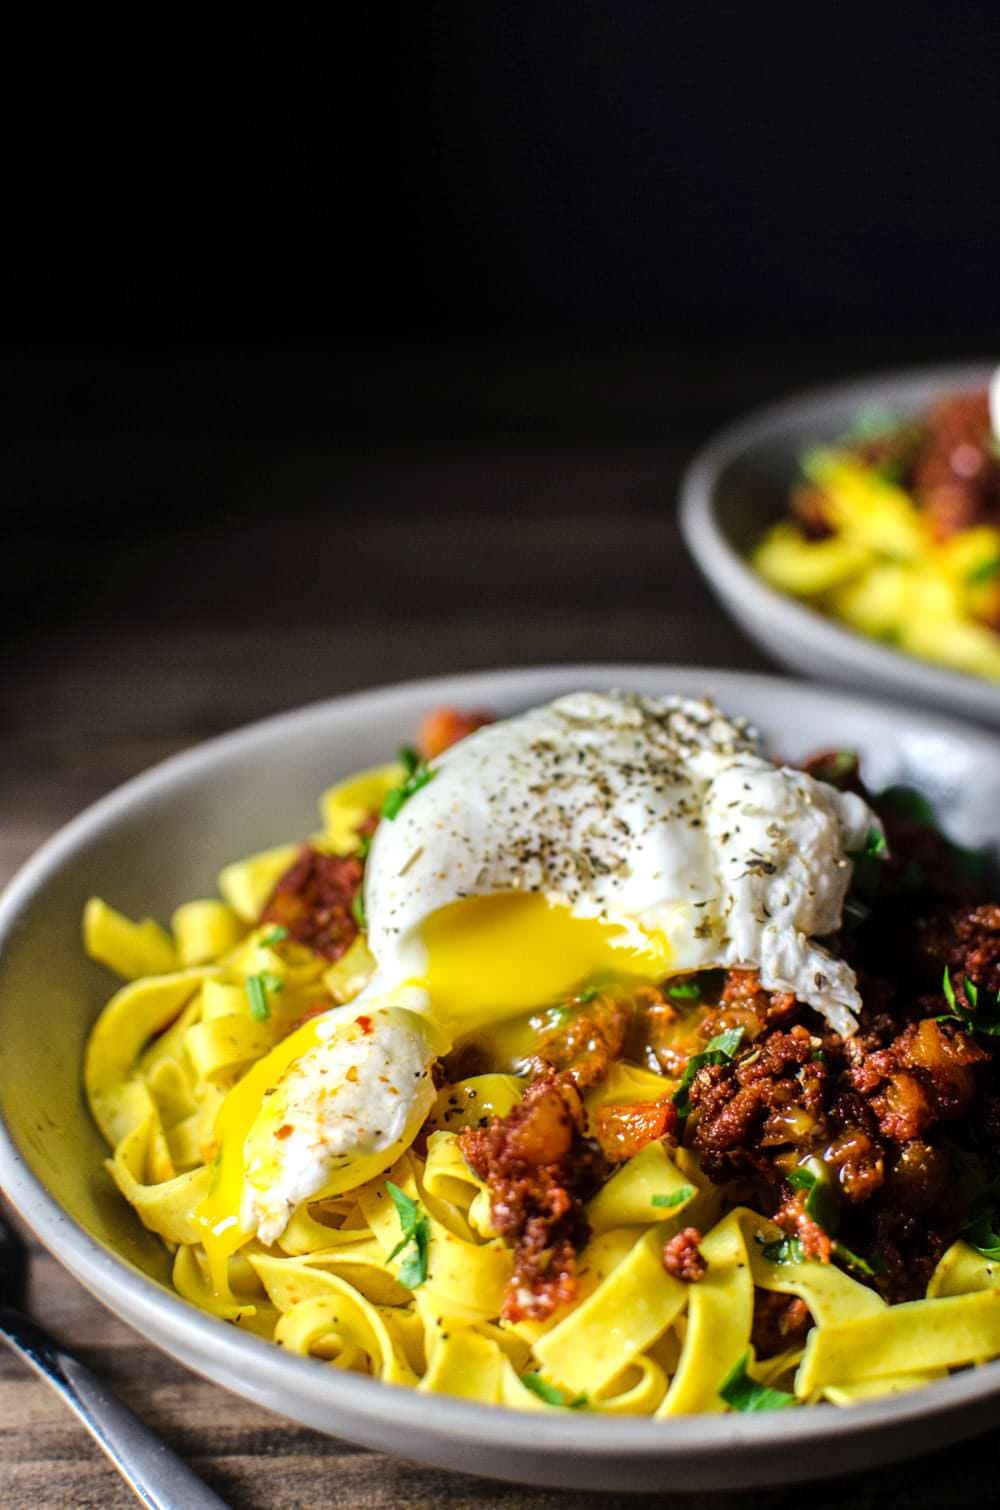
5, 665, 1000, 1491
681, 363, 1000, 726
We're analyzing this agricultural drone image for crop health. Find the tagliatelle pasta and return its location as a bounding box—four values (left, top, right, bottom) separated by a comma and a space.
81, 707, 1000, 1416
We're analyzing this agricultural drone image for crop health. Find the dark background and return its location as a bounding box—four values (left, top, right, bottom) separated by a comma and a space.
4, 6, 1000, 1503
5, 1, 998, 645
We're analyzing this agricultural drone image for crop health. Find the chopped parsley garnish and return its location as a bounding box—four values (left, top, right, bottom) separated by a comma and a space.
760, 1235, 805, 1265
398, 745, 421, 776
939, 968, 1000, 1037
357, 832, 373, 860
578, 985, 600, 1004
386, 1181, 430, 1289
787, 1156, 839, 1233
352, 887, 367, 930
968, 556, 1000, 587
863, 825, 888, 857
953, 1154, 1000, 1260
718, 1352, 794, 1413
520, 1372, 586, 1408
966, 1212, 1000, 1262
666, 979, 701, 1000
246, 970, 283, 1022
260, 925, 289, 948
672, 1027, 745, 1120
651, 1186, 694, 1210
382, 757, 435, 820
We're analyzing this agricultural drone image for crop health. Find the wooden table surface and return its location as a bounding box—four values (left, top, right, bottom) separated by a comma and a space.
2, 349, 997, 1506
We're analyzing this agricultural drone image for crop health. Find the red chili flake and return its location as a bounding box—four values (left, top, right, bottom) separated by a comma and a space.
357, 1015, 374, 1035
275, 1124, 294, 1141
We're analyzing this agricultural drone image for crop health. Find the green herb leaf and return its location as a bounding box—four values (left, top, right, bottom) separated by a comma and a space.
398, 745, 421, 777
578, 986, 600, 1004
258, 970, 284, 993
863, 825, 888, 857
246, 974, 271, 1022
520, 1372, 586, 1408
382, 763, 435, 821
787, 1157, 839, 1234
651, 1186, 694, 1210
260, 925, 289, 948
352, 888, 367, 930
719, 1352, 795, 1413
672, 1027, 746, 1120
966, 1214, 1000, 1262
760, 1235, 806, 1265
666, 979, 701, 1000
357, 832, 373, 860
939, 968, 1000, 1037
968, 557, 1000, 587
385, 1181, 430, 1289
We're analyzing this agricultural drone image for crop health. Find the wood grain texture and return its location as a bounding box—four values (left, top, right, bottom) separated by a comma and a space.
3, 418, 1000, 1506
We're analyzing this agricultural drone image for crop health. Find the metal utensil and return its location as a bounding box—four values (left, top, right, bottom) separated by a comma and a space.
0, 1206, 228, 1509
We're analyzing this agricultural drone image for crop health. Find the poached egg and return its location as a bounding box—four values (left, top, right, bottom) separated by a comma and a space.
198, 690, 880, 1269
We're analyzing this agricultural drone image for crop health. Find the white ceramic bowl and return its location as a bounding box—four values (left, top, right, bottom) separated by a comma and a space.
4, 664, 1000, 1492
680, 363, 1000, 725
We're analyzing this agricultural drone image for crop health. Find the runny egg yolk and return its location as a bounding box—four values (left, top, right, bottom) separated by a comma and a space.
195, 1012, 328, 1294
419, 891, 670, 1031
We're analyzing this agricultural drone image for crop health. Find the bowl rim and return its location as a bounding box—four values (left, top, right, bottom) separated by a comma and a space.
679, 359, 1000, 720
4, 661, 1000, 1465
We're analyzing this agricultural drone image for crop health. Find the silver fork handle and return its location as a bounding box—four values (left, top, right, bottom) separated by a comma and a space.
0, 1306, 229, 1509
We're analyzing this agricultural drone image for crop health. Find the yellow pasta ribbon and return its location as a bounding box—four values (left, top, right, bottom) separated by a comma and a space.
533, 1226, 687, 1396
796, 1288, 1000, 1396
586, 1141, 696, 1236
85, 969, 213, 1144
927, 1240, 1000, 1298
658, 1209, 753, 1416
83, 897, 178, 981
171, 900, 245, 966
269, 1271, 417, 1385
108, 1118, 214, 1246
428, 1073, 524, 1134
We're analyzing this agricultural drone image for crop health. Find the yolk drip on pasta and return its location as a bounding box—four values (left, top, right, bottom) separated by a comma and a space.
195, 1013, 329, 1292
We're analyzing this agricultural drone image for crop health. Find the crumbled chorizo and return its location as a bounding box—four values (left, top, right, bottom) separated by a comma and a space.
528, 990, 634, 1090
260, 845, 362, 961
416, 707, 494, 760
459, 1072, 606, 1321
663, 1227, 707, 1282
912, 390, 999, 541
773, 1189, 833, 1264
592, 1098, 676, 1162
